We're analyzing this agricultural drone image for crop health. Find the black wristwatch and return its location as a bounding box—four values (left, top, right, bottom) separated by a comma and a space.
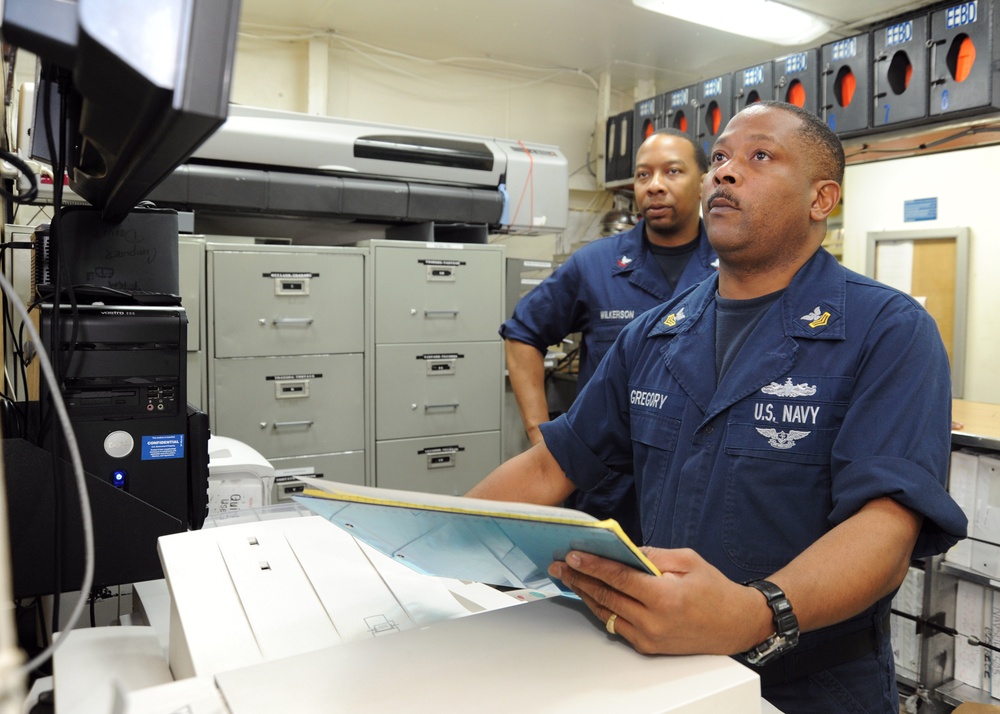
744, 579, 799, 665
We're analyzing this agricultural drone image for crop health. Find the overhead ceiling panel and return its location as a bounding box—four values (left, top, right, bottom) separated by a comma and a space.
238, 0, 947, 96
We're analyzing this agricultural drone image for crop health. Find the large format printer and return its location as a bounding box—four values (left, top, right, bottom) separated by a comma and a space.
149, 105, 569, 232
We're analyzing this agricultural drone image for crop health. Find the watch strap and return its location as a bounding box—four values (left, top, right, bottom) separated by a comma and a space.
744, 579, 799, 665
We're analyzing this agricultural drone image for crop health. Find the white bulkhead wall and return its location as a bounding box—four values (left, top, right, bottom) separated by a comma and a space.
842, 145, 1000, 404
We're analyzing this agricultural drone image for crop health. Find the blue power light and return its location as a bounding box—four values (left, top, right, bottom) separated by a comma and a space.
111, 470, 128, 489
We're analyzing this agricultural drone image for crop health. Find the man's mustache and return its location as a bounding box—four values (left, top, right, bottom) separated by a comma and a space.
707, 188, 740, 208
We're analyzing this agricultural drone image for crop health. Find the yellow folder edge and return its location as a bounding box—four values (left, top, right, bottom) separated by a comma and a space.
301, 486, 662, 577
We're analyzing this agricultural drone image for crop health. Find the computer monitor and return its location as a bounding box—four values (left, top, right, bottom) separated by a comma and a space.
1, 0, 241, 223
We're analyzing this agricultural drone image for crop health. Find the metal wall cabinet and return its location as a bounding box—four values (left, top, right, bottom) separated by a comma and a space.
365, 239, 504, 495
205, 242, 368, 487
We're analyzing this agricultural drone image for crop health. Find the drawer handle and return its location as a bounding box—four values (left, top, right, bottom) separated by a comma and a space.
424, 403, 459, 411
272, 420, 315, 430
423, 310, 459, 318
272, 317, 315, 326
427, 453, 456, 469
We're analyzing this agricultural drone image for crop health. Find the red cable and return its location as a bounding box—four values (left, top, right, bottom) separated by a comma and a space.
512, 139, 535, 228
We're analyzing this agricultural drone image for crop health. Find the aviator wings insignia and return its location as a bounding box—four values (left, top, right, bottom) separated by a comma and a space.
755, 428, 811, 450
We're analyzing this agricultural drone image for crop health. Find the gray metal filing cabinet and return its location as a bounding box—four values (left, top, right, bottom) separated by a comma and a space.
205, 242, 368, 490
179, 236, 207, 411
366, 240, 504, 495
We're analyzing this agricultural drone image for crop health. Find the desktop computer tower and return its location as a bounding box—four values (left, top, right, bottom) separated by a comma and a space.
39, 304, 195, 525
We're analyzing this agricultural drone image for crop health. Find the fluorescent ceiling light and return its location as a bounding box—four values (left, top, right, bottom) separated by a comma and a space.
632, 0, 832, 46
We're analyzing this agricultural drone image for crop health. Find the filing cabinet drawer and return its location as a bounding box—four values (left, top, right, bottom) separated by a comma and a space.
375, 341, 502, 440
211, 250, 364, 358
211, 354, 364, 458
375, 431, 501, 495
270, 451, 367, 501
373, 245, 502, 344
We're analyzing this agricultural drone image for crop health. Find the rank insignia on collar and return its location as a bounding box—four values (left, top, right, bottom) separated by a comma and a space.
801, 306, 831, 329
663, 307, 686, 327
617, 255, 633, 268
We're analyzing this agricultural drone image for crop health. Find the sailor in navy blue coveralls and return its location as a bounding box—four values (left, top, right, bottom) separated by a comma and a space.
502, 129, 717, 542
502, 219, 716, 392
470, 103, 967, 714
540, 247, 966, 711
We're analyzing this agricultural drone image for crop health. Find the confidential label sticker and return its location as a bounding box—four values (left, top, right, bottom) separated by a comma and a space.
142, 434, 185, 460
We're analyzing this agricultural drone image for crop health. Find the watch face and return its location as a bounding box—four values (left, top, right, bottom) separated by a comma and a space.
745, 635, 783, 665
745, 632, 798, 666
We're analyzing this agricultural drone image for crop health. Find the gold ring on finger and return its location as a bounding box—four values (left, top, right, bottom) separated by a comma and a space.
606, 613, 618, 635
